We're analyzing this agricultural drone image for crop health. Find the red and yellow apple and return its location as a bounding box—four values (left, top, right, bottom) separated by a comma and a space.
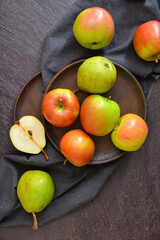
133, 20, 160, 62
41, 88, 80, 127
111, 113, 148, 151
73, 7, 114, 50
80, 95, 120, 136
59, 129, 95, 167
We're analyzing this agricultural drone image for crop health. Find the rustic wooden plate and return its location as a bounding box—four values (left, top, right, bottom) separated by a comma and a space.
14, 72, 43, 121
14, 59, 146, 165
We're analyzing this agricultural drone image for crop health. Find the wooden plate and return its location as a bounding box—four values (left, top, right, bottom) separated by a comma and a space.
43, 59, 146, 164
14, 72, 43, 121
14, 60, 146, 165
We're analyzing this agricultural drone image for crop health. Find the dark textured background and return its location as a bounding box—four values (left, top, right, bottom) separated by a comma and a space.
0, 0, 160, 239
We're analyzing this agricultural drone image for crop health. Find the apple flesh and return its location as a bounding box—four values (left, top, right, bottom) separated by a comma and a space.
17, 170, 55, 230
80, 95, 120, 136
59, 129, 95, 167
111, 113, 148, 151
77, 56, 117, 94
133, 20, 160, 62
9, 115, 48, 160
73, 7, 114, 50
41, 88, 80, 127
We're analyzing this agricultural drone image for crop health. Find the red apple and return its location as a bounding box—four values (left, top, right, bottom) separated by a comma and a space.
111, 114, 148, 151
73, 7, 114, 50
41, 88, 80, 127
59, 129, 95, 167
133, 20, 160, 62
80, 95, 120, 136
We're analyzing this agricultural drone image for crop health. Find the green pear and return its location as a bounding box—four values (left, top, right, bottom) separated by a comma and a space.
9, 115, 49, 160
17, 170, 55, 230
77, 56, 117, 94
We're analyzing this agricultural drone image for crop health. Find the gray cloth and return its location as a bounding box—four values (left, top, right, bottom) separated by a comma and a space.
0, 0, 160, 227
41, 0, 160, 98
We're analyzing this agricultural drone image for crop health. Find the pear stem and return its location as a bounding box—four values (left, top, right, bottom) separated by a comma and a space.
63, 158, 68, 165
41, 149, 49, 160
32, 212, 38, 230
28, 131, 49, 161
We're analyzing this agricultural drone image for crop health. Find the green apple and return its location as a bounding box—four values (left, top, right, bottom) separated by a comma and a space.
80, 95, 120, 136
111, 113, 148, 151
77, 56, 117, 94
9, 115, 48, 160
73, 7, 114, 50
17, 170, 55, 230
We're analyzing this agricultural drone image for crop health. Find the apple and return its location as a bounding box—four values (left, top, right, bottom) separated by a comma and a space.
41, 88, 80, 127
133, 20, 160, 62
9, 115, 49, 160
80, 95, 120, 136
73, 7, 114, 50
111, 113, 148, 151
59, 129, 95, 167
77, 56, 117, 94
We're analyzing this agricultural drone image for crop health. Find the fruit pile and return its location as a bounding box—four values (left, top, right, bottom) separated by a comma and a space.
41, 55, 148, 167
8, 6, 159, 230
73, 7, 160, 61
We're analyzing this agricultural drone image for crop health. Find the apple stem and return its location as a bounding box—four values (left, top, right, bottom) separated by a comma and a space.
63, 158, 68, 165
107, 96, 111, 101
73, 88, 80, 94
32, 212, 38, 230
59, 99, 64, 108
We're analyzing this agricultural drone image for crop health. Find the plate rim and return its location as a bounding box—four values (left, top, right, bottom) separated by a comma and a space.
13, 72, 42, 121
44, 59, 147, 120
13, 60, 147, 165
42, 59, 147, 164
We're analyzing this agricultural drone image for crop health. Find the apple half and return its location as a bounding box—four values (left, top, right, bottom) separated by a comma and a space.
9, 115, 48, 160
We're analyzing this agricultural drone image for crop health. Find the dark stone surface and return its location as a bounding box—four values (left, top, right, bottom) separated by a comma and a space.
0, 1, 160, 239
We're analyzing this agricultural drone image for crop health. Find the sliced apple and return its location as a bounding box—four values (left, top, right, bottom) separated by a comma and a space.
9, 115, 49, 160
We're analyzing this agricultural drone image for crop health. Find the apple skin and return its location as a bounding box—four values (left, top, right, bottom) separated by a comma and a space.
41, 88, 80, 127
111, 114, 148, 151
133, 20, 160, 62
77, 56, 117, 94
59, 129, 95, 167
80, 95, 120, 136
73, 7, 114, 50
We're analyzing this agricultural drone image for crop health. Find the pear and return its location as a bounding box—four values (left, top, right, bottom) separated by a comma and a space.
17, 170, 55, 230
9, 115, 49, 160
77, 56, 117, 94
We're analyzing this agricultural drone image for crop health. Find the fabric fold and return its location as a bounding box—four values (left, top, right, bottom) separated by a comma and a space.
0, 0, 159, 227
